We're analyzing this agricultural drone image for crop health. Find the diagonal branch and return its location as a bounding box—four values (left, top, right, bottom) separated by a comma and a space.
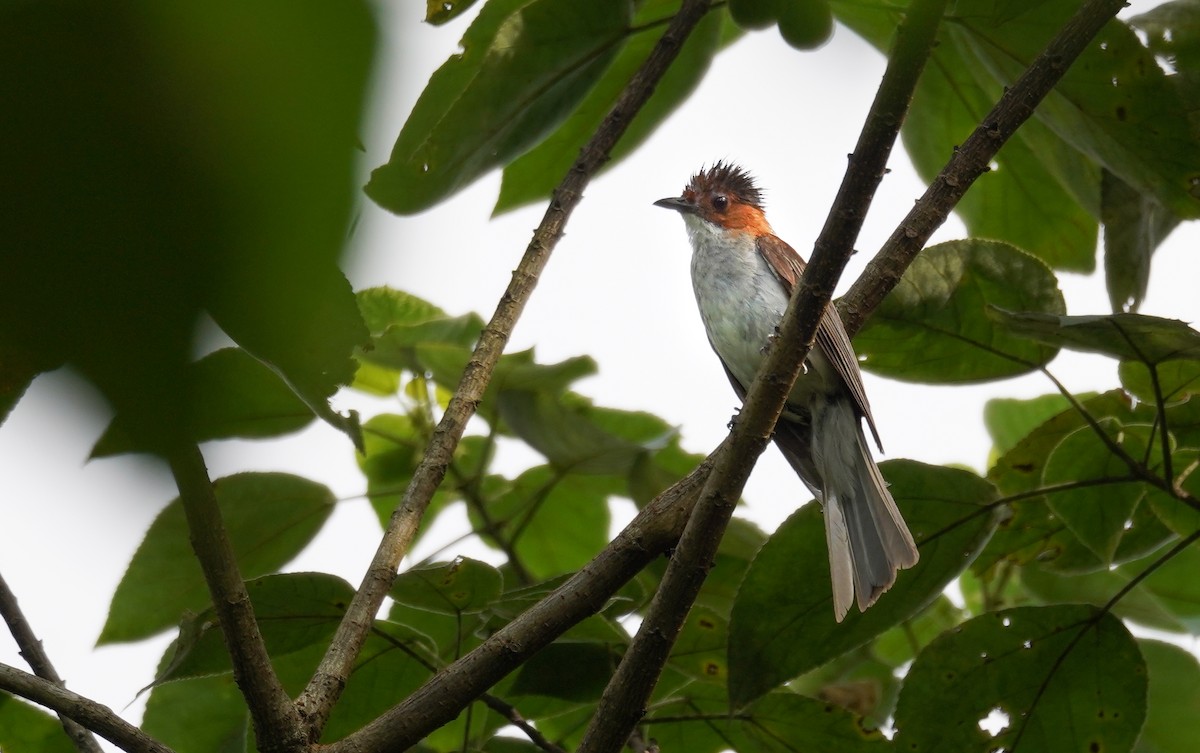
577, 0, 952, 748
0, 663, 174, 753
0, 571, 103, 753
298, 4, 720, 737
839, 0, 1131, 337
165, 445, 304, 752
324, 447, 717, 753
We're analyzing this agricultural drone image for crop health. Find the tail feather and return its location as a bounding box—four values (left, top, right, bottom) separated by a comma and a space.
810, 399, 919, 620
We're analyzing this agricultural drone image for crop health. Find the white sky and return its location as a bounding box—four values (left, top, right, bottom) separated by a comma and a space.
2, 3, 1197, 747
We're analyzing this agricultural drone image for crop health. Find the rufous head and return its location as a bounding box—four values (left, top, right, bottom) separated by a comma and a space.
654, 161, 773, 235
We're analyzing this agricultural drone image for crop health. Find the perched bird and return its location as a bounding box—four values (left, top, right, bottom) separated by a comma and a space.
654, 162, 918, 621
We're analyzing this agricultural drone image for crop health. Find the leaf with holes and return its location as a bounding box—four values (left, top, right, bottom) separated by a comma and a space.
855, 240, 1065, 383
894, 605, 1146, 753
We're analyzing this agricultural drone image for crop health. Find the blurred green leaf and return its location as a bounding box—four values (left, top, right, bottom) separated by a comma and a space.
93, 348, 315, 457
728, 461, 997, 706
2, 1, 373, 451
496, 0, 729, 212
426, 0, 479, 25
1135, 639, 1200, 753
990, 311, 1200, 365
391, 558, 504, 615
366, 0, 630, 214
893, 606, 1146, 753
511, 643, 615, 702
1020, 562, 1187, 634
856, 240, 1065, 383
0, 695, 75, 753
669, 607, 729, 685
100, 473, 335, 644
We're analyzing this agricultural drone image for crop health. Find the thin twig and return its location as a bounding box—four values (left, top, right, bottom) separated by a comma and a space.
0, 572, 104, 753
0, 663, 174, 753
297, 0, 719, 741
577, 0, 952, 747
165, 444, 304, 752
840, 0, 1132, 336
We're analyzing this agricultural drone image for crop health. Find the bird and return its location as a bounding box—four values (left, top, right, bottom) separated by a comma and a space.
654, 161, 918, 621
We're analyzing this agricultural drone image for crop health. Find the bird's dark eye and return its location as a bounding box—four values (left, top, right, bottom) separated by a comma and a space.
712, 194, 728, 211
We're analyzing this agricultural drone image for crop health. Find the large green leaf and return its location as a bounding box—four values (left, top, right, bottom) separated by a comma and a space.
1119, 360, 1200, 405
989, 311, 1200, 365
153, 572, 354, 684
983, 393, 1080, 456
647, 684, 891, 753
142, 674, 249, 753
366, 0, 631, 214
855, 240, 1065, 383
951, 0, 1200, 219
99, 473, 335, 643
92, 348, 315, 457
835, 0, 1099, 271
893, 606, 1146, 753
496, 0, 729, 212
391, 558, 504, 615
728, 461, 997, 706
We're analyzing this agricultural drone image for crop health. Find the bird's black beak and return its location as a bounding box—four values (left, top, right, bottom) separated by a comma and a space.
653, 196, 696, 214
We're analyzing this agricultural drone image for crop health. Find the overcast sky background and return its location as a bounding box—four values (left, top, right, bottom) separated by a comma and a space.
2, 2, 1197, 745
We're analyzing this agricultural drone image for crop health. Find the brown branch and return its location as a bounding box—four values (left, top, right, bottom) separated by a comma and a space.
165, 445, 304, 752
325, 449, 716, 753
0, 662, 174, 753
295, 0, 718, 741
839, 0, 1131, 336
0, 571, 104, 753
578, 0, 952, 748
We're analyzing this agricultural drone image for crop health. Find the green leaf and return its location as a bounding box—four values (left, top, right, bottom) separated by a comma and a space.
1102, 169, 1183, 313
1042, 421, 1157, 564
426, 0, 479, 25
1119, 360, 1200, 405
990, 310, 1200, 365
1135, 639, 1200, 753
841, 0, 1099, 271
983, 393, 1080, 457
1145, 449, 1200, 536
952, 0, 1200, 218
511, 643, 615, 701
142, 674, 249, 753
728, 461, 997, 706
391, 558, 503, 615
99, 473, 335, 644
496, 0, 728, 212
648, 685, 890, 753
856, 239, 1065, 383
92, 348, 315, 457
1020, 561, 1188, 634
355, 287, 485, 379
154, 572, 353, 683
0, 695, 75, 753
481, 467, 616, 579
366, 0, 631, 214
893, 606, 1146, 753
669, 607, 729, 685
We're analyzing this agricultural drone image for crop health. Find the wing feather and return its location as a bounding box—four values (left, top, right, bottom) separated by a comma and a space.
754, 235, 883, 450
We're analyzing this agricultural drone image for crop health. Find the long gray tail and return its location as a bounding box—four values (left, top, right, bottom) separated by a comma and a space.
812, 400, 918, 621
